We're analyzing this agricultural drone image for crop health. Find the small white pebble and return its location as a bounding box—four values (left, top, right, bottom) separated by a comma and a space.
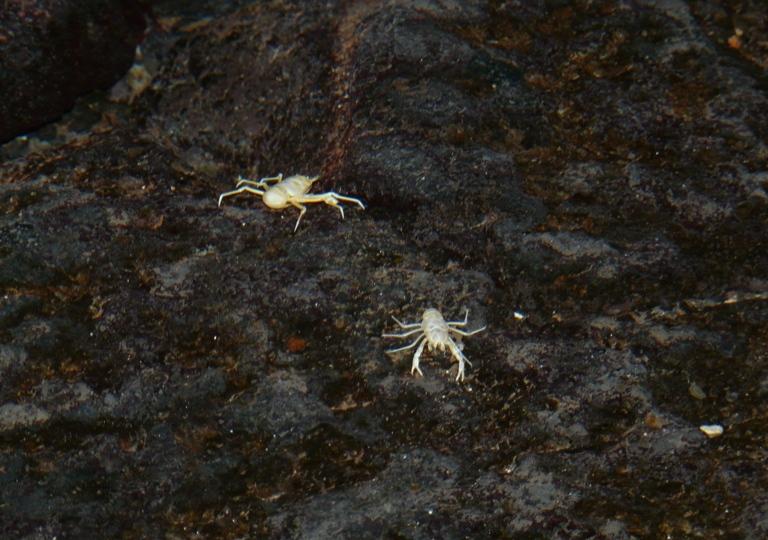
699, 424, 724, 438
513, 311, 526, 320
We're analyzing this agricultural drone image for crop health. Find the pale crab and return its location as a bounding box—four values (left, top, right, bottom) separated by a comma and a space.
217, 173, 365, 231
382, 308, 486, 382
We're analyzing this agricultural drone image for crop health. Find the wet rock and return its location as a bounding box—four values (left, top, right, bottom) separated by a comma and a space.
0, 0, 147, 143
268, 448, 459, 539
0, 0, 767, 537
0, 402, 50, 431
526, 231, 618, 259
0, 344, 28, 375
228, 371, 333, 441
498, 455, 578, 534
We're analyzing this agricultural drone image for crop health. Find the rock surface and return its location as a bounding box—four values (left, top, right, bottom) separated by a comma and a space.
0, 0, 146, 143
1, 0, 767, 538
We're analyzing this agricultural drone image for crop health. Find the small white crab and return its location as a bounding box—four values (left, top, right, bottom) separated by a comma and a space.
382, 308, 486, 382
217, 173, 365, 231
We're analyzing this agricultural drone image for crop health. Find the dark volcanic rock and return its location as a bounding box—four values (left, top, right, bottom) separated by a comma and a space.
0, 0, 146, 143
1, 0, 767, 538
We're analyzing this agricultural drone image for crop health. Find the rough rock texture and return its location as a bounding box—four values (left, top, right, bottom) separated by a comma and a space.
0, 0, 146, 143
1, 0, 767, 538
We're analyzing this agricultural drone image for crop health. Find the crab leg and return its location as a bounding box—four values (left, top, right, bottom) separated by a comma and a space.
235, 174, 283, 188
322, 196, 346, 219
411, 338, 427, 377
289, 201, 308, 232
331, 193, 366, 209
447, 338, 472, 381
258, 174, 284, 183
300, 192, 366, 211
390, 316, 420, 329
382, 327, 423, 339
450, 325, 487, 337
446, 309, 470, 327
386, 334, 425, 354
218, 186, 265, 206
